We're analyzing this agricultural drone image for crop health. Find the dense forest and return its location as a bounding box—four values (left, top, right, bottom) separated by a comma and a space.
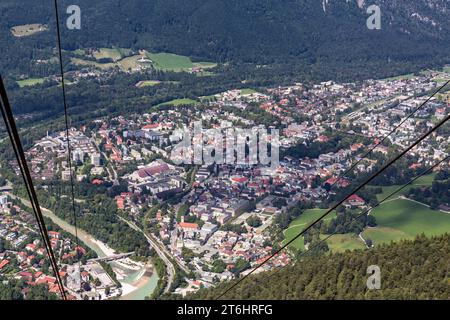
188, 234, 450, 300
2, 0, 450, 84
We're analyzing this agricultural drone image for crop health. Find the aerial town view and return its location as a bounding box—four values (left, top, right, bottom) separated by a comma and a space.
0, 0, 448, 314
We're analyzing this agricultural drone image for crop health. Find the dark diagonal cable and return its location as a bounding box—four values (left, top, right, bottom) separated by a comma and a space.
53, 0, 80, 262
216, 113, 449, 299
0, 75, 67, 299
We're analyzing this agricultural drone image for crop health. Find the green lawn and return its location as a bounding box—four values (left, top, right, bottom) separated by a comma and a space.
240, 88, 258, 95
92, 48, 128, 62
363, 199, 450, 246
136, 80, 161, 87
362, 227, 409, 245
16, 78, 45, 87
322, 233, 366, 252
135, 80, 180, 88
157, 98, 199, 107
282, 208, 335, 250
146, 52, 216, 72
71, 57, 115, 70
384, 73, 416, 81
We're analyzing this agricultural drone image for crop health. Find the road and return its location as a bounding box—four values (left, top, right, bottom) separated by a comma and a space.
93, 138, 118, 183
118, 216, 176, 294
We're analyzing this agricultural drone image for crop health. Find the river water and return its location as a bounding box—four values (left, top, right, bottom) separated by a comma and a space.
39, 205, 158, 300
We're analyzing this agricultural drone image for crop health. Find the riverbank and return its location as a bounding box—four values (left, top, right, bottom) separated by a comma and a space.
8, 193, 158, 299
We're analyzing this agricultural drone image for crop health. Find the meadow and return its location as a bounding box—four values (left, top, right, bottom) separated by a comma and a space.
363, 199, 450, 245
16, 78, 45, 87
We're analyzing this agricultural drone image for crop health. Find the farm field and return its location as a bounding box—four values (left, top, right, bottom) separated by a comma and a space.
146, 52, 216, 72
10, 24, 48, 37
92, 48, 132, 62
373, 173, 435, 201
135, 80, 179, 88
282, 173, 444, 252
363, 199, 450, 246
70, 48, 215, 74
157, 98, 199, 107
282, 208, 335, 250
321, 233, 365, 252
240, 88, 258, 95
16, 78, 45, 87
70, 57, 116, 70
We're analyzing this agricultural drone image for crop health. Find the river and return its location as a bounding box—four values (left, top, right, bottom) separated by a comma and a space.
13, 194, 159, 300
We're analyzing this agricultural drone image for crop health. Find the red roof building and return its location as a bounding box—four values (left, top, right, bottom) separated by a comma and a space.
0, 259, 9, 270
179, 222, 199, 230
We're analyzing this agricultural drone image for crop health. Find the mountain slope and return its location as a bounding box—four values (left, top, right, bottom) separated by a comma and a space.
1, 0, 450, 78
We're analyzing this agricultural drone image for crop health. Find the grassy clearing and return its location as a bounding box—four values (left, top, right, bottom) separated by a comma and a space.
11, 24, 48, 37
16, 78, 45, 87
146, 52, 216, 72
373, 173, 435, 201
364, 199, 450, 246
70, 48, 216, 74
200, 94, 218, 101
240, 88, 258, 95
135, 80, 179, 88
384, 73, 416, 81
70, 57, 116, 70
322, 233, 365, 252
92, 48, 130, 62
157, 98, 199, 107
362, 226, 409, 245
282, 208, 335, 250
117, 55, 145, 71
135, 80, 161, 87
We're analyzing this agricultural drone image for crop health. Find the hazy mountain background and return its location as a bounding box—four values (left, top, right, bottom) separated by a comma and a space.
1, 0, 450, 78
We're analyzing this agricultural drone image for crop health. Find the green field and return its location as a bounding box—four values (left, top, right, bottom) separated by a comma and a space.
16, 78, 45, 87
146, 52, 216, 72
321, 233, 366, 252
384, 73, 416, 81
282, 208, 335, 250
70, 48, 216, 73
200, 94, 218, 102
282, 208, 364, 252
363, 199, 450, 246
240, 88, 258, 95
157, 98, 199, 107
373, 173, 435, 201
282, 172, 447, 252
71, 57, 116, 70
92, 48, 131, 62
135, 80, 179, 88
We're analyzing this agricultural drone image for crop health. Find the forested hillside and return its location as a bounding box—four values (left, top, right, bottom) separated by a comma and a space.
1, 0, 450, 80
188, 234, 450, 300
